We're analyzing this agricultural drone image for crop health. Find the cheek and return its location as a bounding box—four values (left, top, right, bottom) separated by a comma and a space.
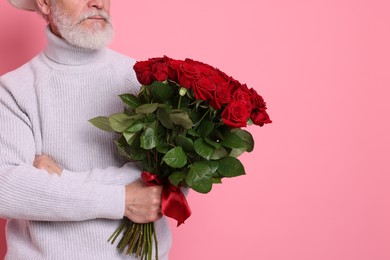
58, 0, 83, 18
102, 0, 111, 14
104, 0, 111, 13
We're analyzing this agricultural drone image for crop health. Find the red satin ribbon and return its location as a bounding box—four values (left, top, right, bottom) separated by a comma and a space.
141, 171, 192, 226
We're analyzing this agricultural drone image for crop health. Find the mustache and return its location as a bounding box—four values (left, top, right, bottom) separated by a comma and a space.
79, 11, 111, 23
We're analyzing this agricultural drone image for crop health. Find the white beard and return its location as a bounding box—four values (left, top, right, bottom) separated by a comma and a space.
51, 4, 114, 50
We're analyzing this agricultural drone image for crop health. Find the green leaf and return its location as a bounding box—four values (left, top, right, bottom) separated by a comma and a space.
233, 129, 254, 152
157, 107, 173, 129
151, 81, 174, 101
129, 148, 147, 161
188, 129, 201, 137
140, 127, 157, 149
203, 160, 219, 174
139, 86, 150, 104
198, 120, 215, 137
123, 131, 137, 144
129, 133, 141, 149
175, 135, 194, 152
213, 178, 223, 184
194, 138, 215, 160
229, 148, 246, 157
219, 131, 247, 149
126, 120, 144, 133
123, 107, 135, 116
108, 114, 134, 132
136, 103, 159, 114
144, 114, 157, 125
119, 94, 140, 109
162, 147, 187, 168
114, 140, 132, 161
186, 162, 213, 193
204, 137, 221, 149
88, 116, 114, 132
211, 146, 228, 160
217, 156, 245, 178
169, 171, 186, 187
156, 143, 170, 154
169, 110, 193, 129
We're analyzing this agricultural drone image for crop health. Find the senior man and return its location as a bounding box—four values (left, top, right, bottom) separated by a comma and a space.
0, 0, 171, 259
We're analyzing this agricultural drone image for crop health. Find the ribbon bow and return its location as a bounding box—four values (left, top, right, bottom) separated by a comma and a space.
141, 171, 192, 226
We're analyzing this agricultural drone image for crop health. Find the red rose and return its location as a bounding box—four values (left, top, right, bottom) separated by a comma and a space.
234, 83, 250, 95
249, 88, 267, 111
192, 76, 216, 102
221, 100, 251, 128
150, 58, 169, 82
251, 109, 272, 126
211, 74, 228, 86
248, 88, 272, 126
133, 60, 153, 85
228, 78, 243, 93
216, 69, 230, 82
166, 58, 182, 82
177, 62, 201, 89
232, 86, 252, 113
209, 79, 230, 109
185, 59, 218, 77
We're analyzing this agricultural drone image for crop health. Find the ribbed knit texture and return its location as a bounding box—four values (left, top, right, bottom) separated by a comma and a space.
0, 27, 171, 260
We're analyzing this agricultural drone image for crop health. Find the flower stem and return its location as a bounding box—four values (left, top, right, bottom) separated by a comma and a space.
178, 95, 182, 110
194, 109, 210, 129
153, 223, 158, 260
108, 218, 127, 243
109, 211, 158, 259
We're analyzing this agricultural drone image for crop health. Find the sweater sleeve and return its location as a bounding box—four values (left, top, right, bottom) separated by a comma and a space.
0, 85, 126, 222
61, 162, 141, 185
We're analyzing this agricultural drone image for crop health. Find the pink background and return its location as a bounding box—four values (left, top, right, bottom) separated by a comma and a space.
1, 0, 390, 259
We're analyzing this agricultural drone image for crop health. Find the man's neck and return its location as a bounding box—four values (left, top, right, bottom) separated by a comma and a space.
43, 26, 106, 66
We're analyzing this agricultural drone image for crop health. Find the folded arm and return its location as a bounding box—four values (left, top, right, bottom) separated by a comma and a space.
0, 86, 162, 223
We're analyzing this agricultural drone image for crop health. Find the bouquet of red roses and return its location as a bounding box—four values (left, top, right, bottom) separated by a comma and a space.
90, 56, 271, 259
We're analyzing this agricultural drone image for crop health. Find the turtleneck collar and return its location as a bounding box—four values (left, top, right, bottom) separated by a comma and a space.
43, 26, 107, 66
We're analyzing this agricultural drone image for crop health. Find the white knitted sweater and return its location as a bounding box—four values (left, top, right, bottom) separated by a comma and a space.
0, 27, 171, 259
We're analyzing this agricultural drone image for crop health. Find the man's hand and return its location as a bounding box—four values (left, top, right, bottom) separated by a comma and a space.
124, 180, 163, 223
33, 155, 162, 222
33, 154, 63, 176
